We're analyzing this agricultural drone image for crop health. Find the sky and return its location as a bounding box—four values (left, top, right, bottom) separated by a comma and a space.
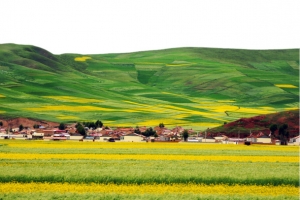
0, 0, 299, 54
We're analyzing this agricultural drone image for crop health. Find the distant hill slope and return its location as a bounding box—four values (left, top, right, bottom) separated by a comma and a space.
0, 43, 298, 130
207, 109, 299, 138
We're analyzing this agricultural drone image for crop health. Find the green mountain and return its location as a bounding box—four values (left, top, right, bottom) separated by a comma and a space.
0, 43, 298, 130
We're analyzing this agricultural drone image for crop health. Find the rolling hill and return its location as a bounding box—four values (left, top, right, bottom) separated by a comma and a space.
207, 109, 299, 138
0, 43, 298, 130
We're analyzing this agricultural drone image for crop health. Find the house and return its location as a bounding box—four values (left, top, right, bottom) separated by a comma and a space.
289, 135, 300, 145
201, 136, 216, 143
99, 134, 113, 142
214, 136, 225, 143
120, 133, 145, 142
245, 132, 272, 144
159, 135, 170, 141
43, 129, 67, 136
171, 126, 184, 135
187, 137, 201, 142
69, 134, 84, 140
256, 132, 271, 143
90, 133, 102, 140
32, 132, 44, 140
228, 138, 246, 144
51, 133, 70, 140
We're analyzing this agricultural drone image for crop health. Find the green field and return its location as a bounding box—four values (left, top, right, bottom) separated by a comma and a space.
0, 44, 299, 130
0, 140, 298, 199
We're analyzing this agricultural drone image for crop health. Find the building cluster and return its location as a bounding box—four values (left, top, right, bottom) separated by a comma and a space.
0, 124, 299, 145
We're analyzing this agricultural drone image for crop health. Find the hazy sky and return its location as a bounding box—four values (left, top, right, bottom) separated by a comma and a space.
1, 0, 299, 54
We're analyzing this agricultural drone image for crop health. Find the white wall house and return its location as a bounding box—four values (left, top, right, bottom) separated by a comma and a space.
99, 135, 112, 142
256, 134, 271, 143
120, 133, 144, 142
290, 135, 300, 145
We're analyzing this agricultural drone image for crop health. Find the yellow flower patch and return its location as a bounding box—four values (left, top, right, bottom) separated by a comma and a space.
5, 141, 298, 151
0, 94, 5, 97
0, 153, 297, 162
275, 84, 298, 88
217, 100, 236, 103
0, 182, 298, 196
234, 107, 275, 115
56, 115, 79, 120
74, 56, 91, 62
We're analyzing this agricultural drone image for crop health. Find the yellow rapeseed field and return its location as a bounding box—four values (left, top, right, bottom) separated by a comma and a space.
56, 115, 79, 120
0, 182, 297, 196
6, 141, 298, 151
274, 84, 298, 88
0, 153, 297, 162
74, 56, 91, 62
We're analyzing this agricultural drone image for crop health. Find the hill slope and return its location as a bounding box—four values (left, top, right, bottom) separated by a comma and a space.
0, 44, 298, 130
207, 109, 299, 138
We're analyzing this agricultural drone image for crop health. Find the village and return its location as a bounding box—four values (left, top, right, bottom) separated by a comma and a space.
0, 121, 299, 145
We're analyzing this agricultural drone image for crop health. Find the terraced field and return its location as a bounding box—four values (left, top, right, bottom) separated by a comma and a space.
0, 140, 298, 199
0, 44, 298, 130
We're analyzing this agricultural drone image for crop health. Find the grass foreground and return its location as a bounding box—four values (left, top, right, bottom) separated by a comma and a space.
0, 140, 299, 199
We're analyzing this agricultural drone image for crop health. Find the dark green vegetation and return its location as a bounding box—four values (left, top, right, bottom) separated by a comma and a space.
0, 43, 298, 130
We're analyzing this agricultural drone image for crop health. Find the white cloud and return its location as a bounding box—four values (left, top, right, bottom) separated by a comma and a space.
0, 0, 299, 54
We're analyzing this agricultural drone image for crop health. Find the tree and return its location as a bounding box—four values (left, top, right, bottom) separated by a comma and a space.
269, 124, 278, 135
269, 124, 278, 142
159, 123, 165, 128
142, 127, 156, 137
182, 129, 189, 142
278, 124, 289, 145
134, 126, 141, 134
33, 124, 40, 129
19, 124, 24, 132
95, 120, 103, 128
58, 123, 65, 130
83, 122, 95, 129
76, 123, 86, 136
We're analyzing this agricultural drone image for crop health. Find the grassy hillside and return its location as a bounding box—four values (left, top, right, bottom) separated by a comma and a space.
0, 44, 298, 130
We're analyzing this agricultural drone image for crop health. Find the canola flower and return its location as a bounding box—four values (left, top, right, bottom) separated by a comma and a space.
74, 56, 91, 62
5, 141, 299, 152
274, 84, 298, 88
56, 115, 79, 120
0, 153, 297, 162
217, 100, 236, 103
0, 182, 298, 196
165, 63, 194, 67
